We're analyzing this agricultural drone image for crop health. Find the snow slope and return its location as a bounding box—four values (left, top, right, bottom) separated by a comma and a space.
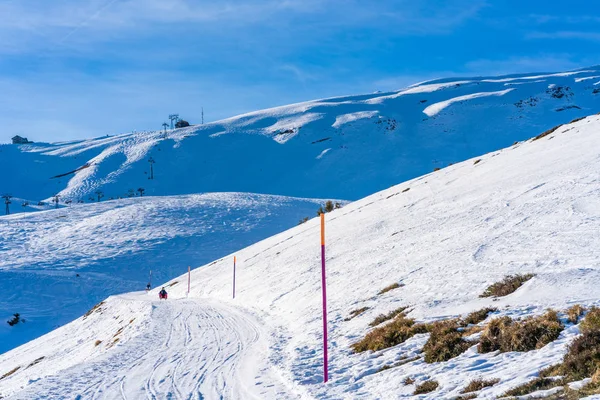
3, 67, 600, 206
0, 193, 327, 353
2, 113, 600, 398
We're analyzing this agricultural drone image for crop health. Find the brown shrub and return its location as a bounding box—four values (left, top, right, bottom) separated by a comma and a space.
352, 315, 427, 353
562, 329, 600, 381
369, 307, 408, 327
502, 377, 564, 397
580, 307, 600, 333
83, 301, 105, 319
345, 307, 369, 321
378, 283, 402, 295
0, 366, 20, 380
94, 340, 102, 347
539, 364, 563, 378
456, 394, 477, 400
403, 376, 415, 385
26, 357, 45, 369
464, 307, 498, 325
533, 124, 562, 141
378, 356, 421, 372
567, 304, 586, 324
461, 378, 500, 393
413, 380, 439, 395
423, 319, 473, 363
478, 311, 564, 353
480, 274, 535, 298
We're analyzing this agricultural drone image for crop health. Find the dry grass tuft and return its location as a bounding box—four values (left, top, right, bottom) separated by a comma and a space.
378, 356, 420, 373
83, 301, 106, 319
423, 319, 473, 363
461, 378, 500, 393
352, 314, 427, 353
378, 283, 402, 295
533, 124, 562, 141
567, 305, 587, 324
0, 366, 20, 380
26, 357, 45, 369
403, 376, 415, 385
473, 159, 482, 165
456, 394, 477, 400
94, 340, 102, 347
478, 310, 563, 353
480, 274, 535, 298
413, 380, 439, 395
502, 377, 563, 397
579, 307, 600, 333
539, 364, 563, 378
464, 307, 498, 325
345, 307, 369, 321
562, 328, 600, 381
369, 307, 409, 327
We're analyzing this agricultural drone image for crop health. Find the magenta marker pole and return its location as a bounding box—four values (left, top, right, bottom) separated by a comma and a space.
320, 213, 329, 383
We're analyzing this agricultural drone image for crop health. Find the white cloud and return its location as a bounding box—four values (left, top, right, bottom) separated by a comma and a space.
526, 31, 600, 42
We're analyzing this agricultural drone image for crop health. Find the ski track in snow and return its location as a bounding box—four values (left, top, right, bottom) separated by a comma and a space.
4, 296, 297, 400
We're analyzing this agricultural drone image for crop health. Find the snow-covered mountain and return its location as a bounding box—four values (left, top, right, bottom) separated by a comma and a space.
2, 68, 600, 206
2, 113, 599, 399
0, 193, 327, 353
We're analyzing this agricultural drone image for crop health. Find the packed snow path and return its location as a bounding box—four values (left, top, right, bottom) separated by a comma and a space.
6, 295, 296, 400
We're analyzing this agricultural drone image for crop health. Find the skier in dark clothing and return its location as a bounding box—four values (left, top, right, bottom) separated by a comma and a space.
146, 282, 151, 291
159, 287, 168, 300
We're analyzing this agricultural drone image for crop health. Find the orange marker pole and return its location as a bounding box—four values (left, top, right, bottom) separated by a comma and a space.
320, 213, 329, 383
233, 256, 237, 299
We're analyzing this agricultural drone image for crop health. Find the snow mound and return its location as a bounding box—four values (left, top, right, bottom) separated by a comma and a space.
423, 89, 514, 117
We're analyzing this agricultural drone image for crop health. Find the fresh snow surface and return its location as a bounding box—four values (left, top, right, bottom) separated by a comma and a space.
3, 67, 600, 205
2, 114, 600, 399
0, 193, 328, 353
422, 89, 514, 117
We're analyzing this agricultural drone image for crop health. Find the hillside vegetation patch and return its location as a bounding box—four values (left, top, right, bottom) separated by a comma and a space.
378, 283, 402, 295
352, 312, 427, 352
422, 319, 473, 363
461, 378, 500, 393
464, 307, 498, 325
345, 307, 370, 321
478, 310, 563, 353
480, 274, 535, 298
413, 380, 439, 395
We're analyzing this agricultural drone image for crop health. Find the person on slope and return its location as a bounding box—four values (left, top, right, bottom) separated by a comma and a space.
146, 282, 151, 291
159, 287, 168, 300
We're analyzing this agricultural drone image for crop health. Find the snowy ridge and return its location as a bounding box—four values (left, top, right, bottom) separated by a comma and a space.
2, 114, 600, 398
2, 67, 600, 205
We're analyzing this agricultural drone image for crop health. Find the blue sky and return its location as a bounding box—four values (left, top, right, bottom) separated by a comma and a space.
1, 0, 600, 141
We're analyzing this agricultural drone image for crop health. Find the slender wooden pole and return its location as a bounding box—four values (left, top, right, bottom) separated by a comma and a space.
321, 213, 328, 383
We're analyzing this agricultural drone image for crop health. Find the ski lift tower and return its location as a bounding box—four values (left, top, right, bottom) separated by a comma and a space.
2, 194, 12, 215
168, 114, 179, 129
